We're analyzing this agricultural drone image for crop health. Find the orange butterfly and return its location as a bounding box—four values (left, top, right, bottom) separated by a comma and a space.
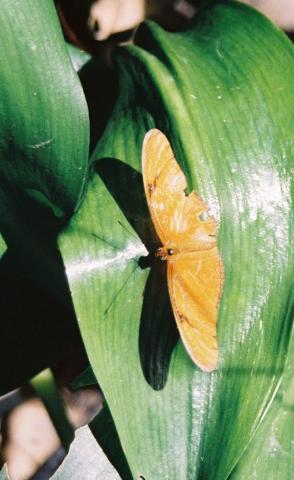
142, 129, 223, 372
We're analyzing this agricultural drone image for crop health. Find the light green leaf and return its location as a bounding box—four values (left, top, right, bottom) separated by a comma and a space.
52, 426, 122, 480
60, 2, 294, 478
230, 326, 294, 479
0, 234, 7, 258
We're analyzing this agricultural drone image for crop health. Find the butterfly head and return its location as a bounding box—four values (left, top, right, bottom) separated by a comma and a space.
156, 244, 178, 261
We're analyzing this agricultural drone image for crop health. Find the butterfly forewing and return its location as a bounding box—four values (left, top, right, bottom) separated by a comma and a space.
142, 129, 216, 250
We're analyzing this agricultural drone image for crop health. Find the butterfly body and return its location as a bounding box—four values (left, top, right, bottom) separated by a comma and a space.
142, 129, 223, 372
156, 246, 175, 261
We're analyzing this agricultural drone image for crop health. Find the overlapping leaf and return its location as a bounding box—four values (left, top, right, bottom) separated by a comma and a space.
229, 326, 294, 479
0, 0, 89, 215
0, 0, 89, 392
59, 2, 294, 479
52, 426, 122, 480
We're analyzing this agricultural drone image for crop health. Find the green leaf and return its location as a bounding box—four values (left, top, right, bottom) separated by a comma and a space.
51, 426, 122, 480
0, 0, 89, 393
66, 43, 91, 73
0, 234, 7, 258
71, 365, 98, 389
60, 2, 294, 478
229, 326, 294, 479
90, 403, 132, 479
0, 0, 89, 216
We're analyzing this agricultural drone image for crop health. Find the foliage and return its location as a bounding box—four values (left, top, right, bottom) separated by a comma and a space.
0, 0, 293, 479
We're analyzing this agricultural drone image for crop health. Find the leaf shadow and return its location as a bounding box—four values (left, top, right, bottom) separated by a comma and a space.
95, 158, 179, 390
0, 186, 88, 394
78, 56, 118, 156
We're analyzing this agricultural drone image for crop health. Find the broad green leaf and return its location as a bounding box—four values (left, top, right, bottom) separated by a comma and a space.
229, 326, 294, 479
0, 0, 89, 393
0, 0, 89, 215
60, 2, 294, 479
51, 426, 122, 480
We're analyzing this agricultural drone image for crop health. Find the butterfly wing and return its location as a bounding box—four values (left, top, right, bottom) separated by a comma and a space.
142, 129, 216, 251
142, 129, 223, 371
167, 248, 223, 371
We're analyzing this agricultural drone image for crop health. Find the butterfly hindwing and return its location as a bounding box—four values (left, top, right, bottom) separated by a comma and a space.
167, 248, 222, 371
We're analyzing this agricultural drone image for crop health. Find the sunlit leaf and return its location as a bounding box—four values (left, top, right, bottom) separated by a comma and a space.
51, 426, 122, 480
230, 326, 294, 479
60, 2, 294, 478
0, 235, 7, 259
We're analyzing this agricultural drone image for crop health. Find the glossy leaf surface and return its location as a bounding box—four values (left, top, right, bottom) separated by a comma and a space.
0, 0, 89, 215
229, 327, 294, 479
60, 2, 294, 478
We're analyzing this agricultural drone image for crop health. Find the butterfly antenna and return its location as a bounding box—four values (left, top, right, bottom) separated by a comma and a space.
92, 233, 121, 251
104, 264, 137, 315
118, 220, 139, 241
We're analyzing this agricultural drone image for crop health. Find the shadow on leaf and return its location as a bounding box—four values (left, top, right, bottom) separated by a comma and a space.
0, 187, 88, 394
96, 158, 179, 390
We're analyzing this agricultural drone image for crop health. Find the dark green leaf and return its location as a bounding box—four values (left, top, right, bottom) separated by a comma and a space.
90, 403, 132, 480
71, 365, 97, 389
0, 0, 89, 393
0, 0, 89, 215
